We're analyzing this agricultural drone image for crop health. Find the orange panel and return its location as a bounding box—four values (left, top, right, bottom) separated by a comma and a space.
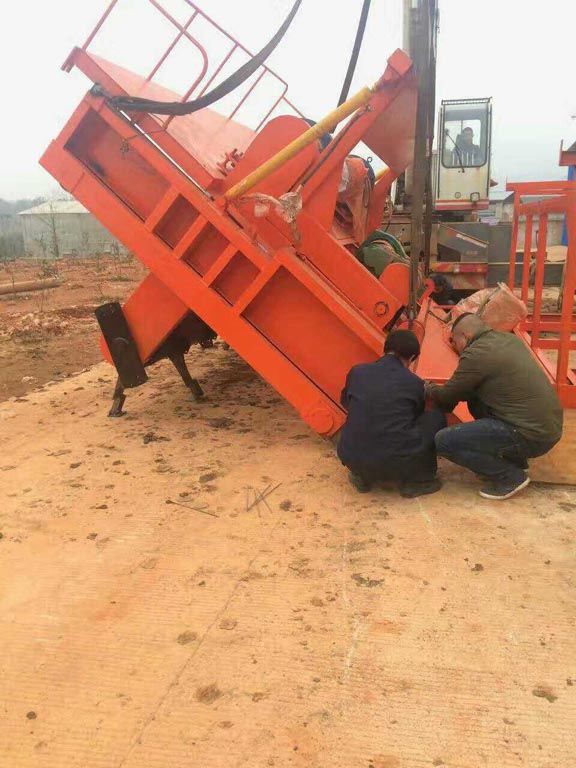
154, 195, 199, 248
244, 267, 378, 403
65, 109, 169, 220
413, 304, 459, 382
363, 80, 418, 175
183, 225, 229, 276
212, 253, 260, 305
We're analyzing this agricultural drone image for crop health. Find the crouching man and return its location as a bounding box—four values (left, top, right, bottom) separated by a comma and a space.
427, 314, 563, 500
337, 330, 446, 498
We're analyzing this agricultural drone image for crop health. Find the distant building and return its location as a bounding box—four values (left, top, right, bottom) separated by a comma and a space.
485, 190, 515, 222
0, 212, 22, 236
19, 200, 128, 259
0, 213, 24, 259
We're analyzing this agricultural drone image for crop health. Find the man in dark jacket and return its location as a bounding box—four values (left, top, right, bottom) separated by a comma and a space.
454, 126, 484, 165
338, 330, 446, 498
427, 313, 563, 500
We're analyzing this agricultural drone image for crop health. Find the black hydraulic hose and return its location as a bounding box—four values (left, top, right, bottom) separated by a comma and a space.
337, 0, 372, 107
108, 0, 303, 115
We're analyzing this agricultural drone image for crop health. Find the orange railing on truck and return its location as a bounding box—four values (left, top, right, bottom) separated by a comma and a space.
506, 180, 576, 407
63, 0, 303, 133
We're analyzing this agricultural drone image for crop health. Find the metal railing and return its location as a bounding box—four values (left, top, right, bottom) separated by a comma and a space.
507, 180, 576, 401
70, 0, 304, 132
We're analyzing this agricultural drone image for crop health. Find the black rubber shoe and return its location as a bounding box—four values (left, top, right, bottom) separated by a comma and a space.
349, 472, 371, 493
399, 477, 442, 498
479, 474, 530, 500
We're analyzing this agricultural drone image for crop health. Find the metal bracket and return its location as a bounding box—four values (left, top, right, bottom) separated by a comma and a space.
95, 302, 148, 389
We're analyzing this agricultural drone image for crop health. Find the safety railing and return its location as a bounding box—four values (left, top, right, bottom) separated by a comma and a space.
507, 180, 576, 402
66, 0, 304, 132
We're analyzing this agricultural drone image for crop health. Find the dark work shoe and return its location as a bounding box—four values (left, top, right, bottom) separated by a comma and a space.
349, 472, 371, 493
399, 477, 442, 498
479, 474, 530, 500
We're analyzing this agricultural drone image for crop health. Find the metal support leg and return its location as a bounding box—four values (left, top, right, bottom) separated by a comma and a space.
108, 376, 126, 417
169, 352, 204, 401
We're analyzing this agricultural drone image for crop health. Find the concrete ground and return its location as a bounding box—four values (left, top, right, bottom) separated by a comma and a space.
1, 346, 575, 768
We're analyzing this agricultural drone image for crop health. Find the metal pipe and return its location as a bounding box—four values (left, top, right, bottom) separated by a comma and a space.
556, 190, 576, 383
197, 45, 236, 98
145, 0, 209, 130
531, 214, 548, 348
224, 84, 374, 200
0, 278, 62, 297
181, 0, 293, 103
283, 97, 305, 118
255, 83, 289, 132
407, 0, 434, 319
146, 10, 198, 82
81, 0, 119, 52
508, 202, 519, 289
521, 214, 533, 304
229, 69, 266, 121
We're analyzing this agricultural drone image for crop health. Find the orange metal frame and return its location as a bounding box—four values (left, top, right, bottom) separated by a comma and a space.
63, 0, 303, 132
41, 1, 418, 436
507, 180, 576, 407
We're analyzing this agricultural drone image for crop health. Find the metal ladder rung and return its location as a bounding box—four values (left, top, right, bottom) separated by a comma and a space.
232, 261, 280, 316
144, 187, 180, 233
202, 244, 238, 286
173, 215, 209, 260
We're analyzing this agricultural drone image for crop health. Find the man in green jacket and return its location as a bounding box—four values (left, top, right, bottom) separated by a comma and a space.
427, 314, 563, 500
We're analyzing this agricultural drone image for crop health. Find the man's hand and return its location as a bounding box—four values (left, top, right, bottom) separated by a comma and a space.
424, 380, 436, 397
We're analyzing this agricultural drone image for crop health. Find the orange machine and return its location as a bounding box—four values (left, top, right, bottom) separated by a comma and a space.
41, 1, 576, 480
41, 0, 420, 435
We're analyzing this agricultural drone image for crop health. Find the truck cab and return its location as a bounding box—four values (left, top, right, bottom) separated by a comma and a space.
435, 97, 492, 215
430, 97, 508, 296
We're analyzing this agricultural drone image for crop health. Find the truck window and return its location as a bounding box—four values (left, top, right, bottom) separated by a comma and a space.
442, 116, 486, 169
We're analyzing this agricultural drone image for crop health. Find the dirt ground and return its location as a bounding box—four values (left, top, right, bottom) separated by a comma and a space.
1, 259, 575, 766
1, 344, 576, 767
0, 256, 146, 401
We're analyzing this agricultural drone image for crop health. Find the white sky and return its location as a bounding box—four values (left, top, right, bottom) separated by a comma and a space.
0, 0, 574, 199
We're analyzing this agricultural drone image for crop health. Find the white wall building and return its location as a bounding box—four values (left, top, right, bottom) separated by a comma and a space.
19, 201, 128, 259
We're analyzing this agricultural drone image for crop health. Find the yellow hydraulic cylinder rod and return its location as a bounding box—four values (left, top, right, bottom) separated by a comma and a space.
224, 84, 375, 201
